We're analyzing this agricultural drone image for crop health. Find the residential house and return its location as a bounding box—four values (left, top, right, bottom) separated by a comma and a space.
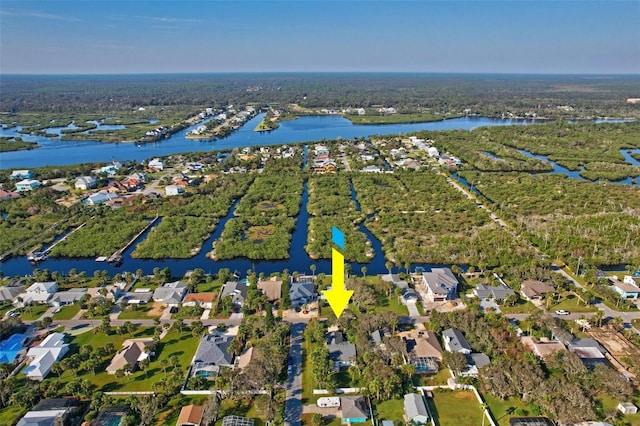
74, 176, 97, 190
221, 280, 250, 310
460, 353, 491, 377
177, 404, 204, 426
125, 172, 147, 190
624, 275, 640, 287
97, 162, 122, 176
93, 407, 129, 426
165, 185, 184, 196
520, 280, 553, 301
148, 158, 164, 171
15, 281, 58, 307
340, 396, 369, 424
183, 292, 216, 309
405, 330, 443, 374
0, 188, 20, 200
617, 402, 638, 414
222, 416, 254, 426
0, 284, 25, 302
312, 160, 338, 173
85, 191, 119, 205
152, 281, 188, 307
106, 339, 154, 374
11, 170, 33, 180
568, 338, 606, 366
421, 268, 459, 302
474, 282, 516, 301
107, 180, 129, 193
442, 328, 472, 354
257, 276, 282, 303
191, 334, 235, 378
427, 147, 439, 157
314, 145, 330, 156
123, 290, 153, 305
16, 398, 81, 426
404, 393, 429, 424
611, 278, 640, 300
24, 332, 69, 381
16, 179, 41, 192
289, 282, 316, 308
521, 336, 566, 359
49, 288, 86, 308
327, 330, 356, 368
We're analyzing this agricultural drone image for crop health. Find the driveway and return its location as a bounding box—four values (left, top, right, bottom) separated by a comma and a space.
406, 301, 420, 317
160, 305, 173, 321
284, 322, 306, 426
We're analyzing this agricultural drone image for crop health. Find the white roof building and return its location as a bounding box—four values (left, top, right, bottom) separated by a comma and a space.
15, 281, 58, 306
24, 332, 69, 381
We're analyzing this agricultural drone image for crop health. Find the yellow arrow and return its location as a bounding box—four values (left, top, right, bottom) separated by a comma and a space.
322, 248, 353, 318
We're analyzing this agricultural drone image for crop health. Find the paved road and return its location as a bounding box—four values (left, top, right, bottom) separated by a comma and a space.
284, 321, 306, 426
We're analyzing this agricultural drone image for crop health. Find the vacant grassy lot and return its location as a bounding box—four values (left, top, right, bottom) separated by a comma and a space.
375, 398, 404, 423
429, 390, 484, 426
118, 304, 161, 320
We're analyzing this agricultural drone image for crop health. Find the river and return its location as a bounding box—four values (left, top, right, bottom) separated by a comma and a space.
0, 114, 543, 169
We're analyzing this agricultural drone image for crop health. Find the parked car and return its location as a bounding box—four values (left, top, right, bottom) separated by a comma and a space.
555, 310, 570, 315
7, 310, 19, 317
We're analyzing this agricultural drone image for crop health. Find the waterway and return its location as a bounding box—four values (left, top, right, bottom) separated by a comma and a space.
0, 114, 542, 169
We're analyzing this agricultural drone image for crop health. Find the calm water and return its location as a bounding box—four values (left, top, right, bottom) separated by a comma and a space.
0, 114, 541, 169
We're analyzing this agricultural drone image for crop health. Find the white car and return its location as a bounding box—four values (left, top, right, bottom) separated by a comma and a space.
555, 310, 570, 315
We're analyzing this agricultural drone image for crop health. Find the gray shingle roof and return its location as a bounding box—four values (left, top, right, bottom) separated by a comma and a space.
442, 328, 471, 353
193, 335, 234, 367
404, 393, 428, 420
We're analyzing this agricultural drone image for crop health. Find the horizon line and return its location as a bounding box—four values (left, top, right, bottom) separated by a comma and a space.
2, 71, 640, 77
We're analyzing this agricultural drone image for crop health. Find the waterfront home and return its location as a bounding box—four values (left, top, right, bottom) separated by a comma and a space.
0, 284, 25, 302
177, 404, 204, 426
97, 162, 123, 176
15, 179, 41, 192
421, 268, 459, 302
520, 280, 553, 301
183, 292, 216, 309
340, 396, 369, 423
327, 330, 356, 369
10, 170, 33, 180
361, 165, 382, 173
106, 339, 154, 374
49, 288, 86, 308
257, 276, 283, 302
221, 280, 250, 309
405, 330, 443, 374
165, 185, 184, 196
148, 158, 164, 171
191, 334, 235, 379
289, 281, 317, 308
15, 281, 58, 307
74, 175, 97, 190
24, 332, 69, 381
473, 282, 516, 301
442, 328, 472, 354
404, 393, 429, 424
122, 290, 153, 305
152, 281, 188, 307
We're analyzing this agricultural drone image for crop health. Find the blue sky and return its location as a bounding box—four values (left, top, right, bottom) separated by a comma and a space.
1, 1, 638, 74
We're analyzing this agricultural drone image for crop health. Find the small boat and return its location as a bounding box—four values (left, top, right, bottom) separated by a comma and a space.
27, 252, 47, 262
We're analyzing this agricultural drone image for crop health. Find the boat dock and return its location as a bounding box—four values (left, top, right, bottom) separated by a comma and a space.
26, 222, 87, 262
106, 215, 159, 264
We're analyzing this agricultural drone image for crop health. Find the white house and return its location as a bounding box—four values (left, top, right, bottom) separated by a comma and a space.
15, 281, 58, 306
148, 158, 164, 171
74, 176, 97, 190
617, 402, 638, 415
442, 328, 472, 354
152, 281, 188, 306
85, 191, 118, 206
24, 333, 69, 381
11, 170, 33, 180
427, 147, 439, 157
165, 185, 184, 196
16, 179, 41, 192
422, 268, 459, 302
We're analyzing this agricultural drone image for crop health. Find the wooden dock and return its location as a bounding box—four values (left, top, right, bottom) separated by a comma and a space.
107, 215, 160, 263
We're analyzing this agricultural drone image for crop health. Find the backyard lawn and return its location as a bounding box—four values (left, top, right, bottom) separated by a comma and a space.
428, 390, 484, 426
483, 394, 529, 426
375, 398, 405, 423
118, 304, 161, 320
52, 303, 81, 320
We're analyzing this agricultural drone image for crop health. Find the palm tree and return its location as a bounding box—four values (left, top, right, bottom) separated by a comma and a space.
310, 264, 316, 277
